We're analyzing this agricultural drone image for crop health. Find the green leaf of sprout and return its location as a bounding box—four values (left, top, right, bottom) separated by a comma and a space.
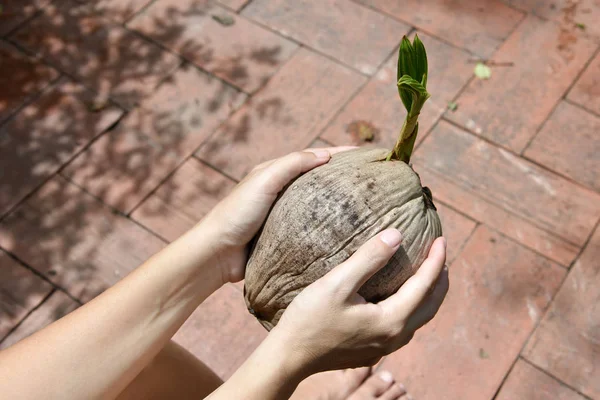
397, 36, 416, 111
413, 34, 428, 88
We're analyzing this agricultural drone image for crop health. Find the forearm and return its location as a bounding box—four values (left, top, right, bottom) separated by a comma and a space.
0, 222, 224, 400
208, 328, 309, 400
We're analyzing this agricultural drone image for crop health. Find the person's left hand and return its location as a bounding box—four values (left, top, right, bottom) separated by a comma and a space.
200, 147, 357, 284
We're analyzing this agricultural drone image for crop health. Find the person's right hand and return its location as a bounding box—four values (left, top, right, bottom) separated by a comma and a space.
272, 230, 448, 375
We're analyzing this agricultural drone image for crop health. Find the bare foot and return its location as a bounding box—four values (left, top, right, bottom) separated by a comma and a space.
290, 367, 409, 400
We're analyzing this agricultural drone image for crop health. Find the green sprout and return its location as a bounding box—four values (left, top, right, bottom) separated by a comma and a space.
387, 35, 431, 163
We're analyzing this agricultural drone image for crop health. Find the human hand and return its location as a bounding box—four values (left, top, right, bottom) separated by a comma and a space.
200, 147, 357, 284
271, 231, 448, 375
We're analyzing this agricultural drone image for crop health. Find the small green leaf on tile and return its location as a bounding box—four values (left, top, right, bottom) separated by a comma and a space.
447, 101, 458, 112
575, 22, 586, 30
474, 62, 492, 80
479, 348, 490, 359
212, 14, 235, 26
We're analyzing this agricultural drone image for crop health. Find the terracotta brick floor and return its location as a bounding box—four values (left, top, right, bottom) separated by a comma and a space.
1, 1, 599, 398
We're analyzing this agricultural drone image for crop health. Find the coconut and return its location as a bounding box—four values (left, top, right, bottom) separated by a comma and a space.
244, 35, 443, 330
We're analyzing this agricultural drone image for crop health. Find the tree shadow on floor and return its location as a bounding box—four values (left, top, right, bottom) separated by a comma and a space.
0, 0, 296, 344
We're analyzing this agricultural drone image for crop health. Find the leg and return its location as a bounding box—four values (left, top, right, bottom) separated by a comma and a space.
117, 340, 222, 400
118, 340, 409, 400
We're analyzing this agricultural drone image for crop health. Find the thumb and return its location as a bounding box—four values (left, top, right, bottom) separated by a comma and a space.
324, 229, 402, 296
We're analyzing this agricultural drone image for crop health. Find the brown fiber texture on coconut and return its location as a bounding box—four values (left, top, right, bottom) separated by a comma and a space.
244, 148, 442, 331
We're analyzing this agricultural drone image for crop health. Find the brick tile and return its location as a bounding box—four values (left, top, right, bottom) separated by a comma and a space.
63, 65, 244, 213
321, 32, 472, 148
381, 226, 565, 400
217, 0, 249, 12
357, 0, 523, 57
197, 48, 366, 180
524, 225, 600, 399
0, 42, 58, 125
11, 1, 180, 109
73, 0, 153, 23
413, 121, 600, 265
309, 138, 334, 148
173, 283, 266, 379
0, 176, 166, 302
435, 204, 476, 264
525, 101, 600, 192
568, 51, 600, 115
507, 0, 600, 40
0, 79, 122, 217
0, 291, 78, 350
242, 0, 409, 75
0, 0, 50, 36
132, 159, 236, 242
128, 0, 298, 93
496, 359, 586, 400
0, 250, 52, 340
446, 14, 597, 152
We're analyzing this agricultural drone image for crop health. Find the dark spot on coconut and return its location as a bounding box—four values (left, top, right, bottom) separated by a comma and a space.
342, 201, 350, 210
349, 213, 359, 227
367, 181, 375, 191
311, 210, 318, 221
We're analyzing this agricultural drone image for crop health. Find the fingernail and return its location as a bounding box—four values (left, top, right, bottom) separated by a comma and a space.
313, 150, 330, 160
378, 370, 394, 383
381, 229, 402, 248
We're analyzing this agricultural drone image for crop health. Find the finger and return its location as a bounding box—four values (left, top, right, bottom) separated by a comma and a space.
304, 146, 358, 156
250, 150, 331, 194
324, 229, 402, 295
248, 147, 356, 179
403, 265, 449, 333
379, 237, 446, 320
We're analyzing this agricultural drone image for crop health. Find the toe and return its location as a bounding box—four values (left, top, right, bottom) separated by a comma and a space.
344, 366, 371, 384
378, 383, 407, 399
348, 370, 395, 399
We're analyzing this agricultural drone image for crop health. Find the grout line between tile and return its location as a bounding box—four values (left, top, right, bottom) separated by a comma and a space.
563, 97, 600, 119
0, 41, 63, 131
520, 45, 600, 156
193, 157, 241, 184
311, 33, 409, 143
1, 6, 46, 39
439, 116, 600, 198
0, 288, 56, 346
236, 0, 253, 14
518, 357, 594, 400
237, 9, 375, 78
491, 217, 600, 399
417, 163, 584, 257
348, 0, 526, 59
122, 0, 160, 24
447, 221, 480, 266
